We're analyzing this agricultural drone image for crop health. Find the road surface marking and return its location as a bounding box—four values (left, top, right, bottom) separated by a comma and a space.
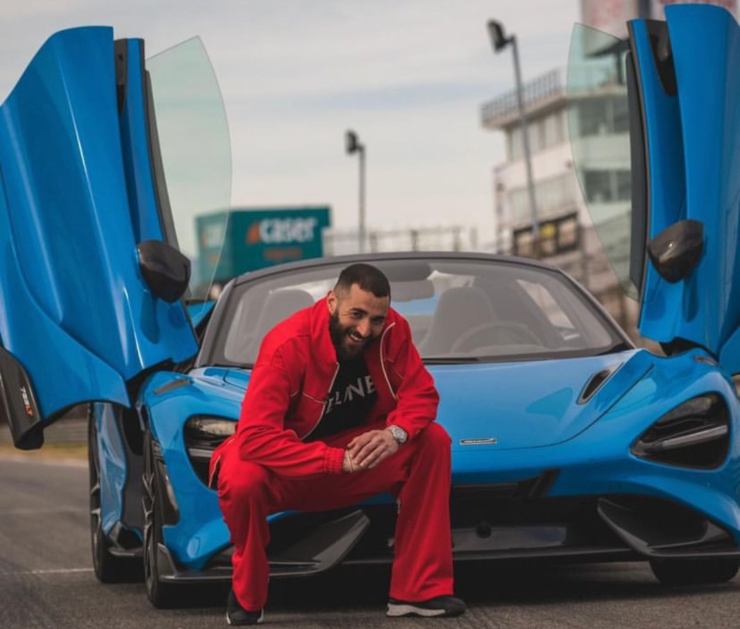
0, 507, 87, 515
0, 454, 86, 468
0, 568, 94, 576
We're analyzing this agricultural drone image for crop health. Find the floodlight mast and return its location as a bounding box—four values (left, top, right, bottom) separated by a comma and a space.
345, 130, 366, 253
487, 20, 540, 257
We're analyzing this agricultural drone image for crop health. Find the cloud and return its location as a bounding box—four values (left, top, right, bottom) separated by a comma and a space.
0, 0, 579, 245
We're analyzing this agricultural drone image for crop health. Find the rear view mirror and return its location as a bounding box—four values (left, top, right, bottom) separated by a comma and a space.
647, 219, 703, 283
137, 240, 191, 302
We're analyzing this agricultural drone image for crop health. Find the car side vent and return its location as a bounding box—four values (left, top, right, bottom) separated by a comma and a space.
578, 366, 617, 404
631, 394, 729, 469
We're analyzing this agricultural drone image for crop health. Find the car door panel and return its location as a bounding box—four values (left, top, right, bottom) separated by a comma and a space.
629, 6, 740, 369
0, 27, 197, 447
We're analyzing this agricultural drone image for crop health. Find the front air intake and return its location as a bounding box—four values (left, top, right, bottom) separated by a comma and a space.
631, 394, 729, 469
578, 366, 618, 404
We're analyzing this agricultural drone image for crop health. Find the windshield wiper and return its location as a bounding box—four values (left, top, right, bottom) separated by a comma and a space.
596, 342, 632, 356
423, 356, 482, 364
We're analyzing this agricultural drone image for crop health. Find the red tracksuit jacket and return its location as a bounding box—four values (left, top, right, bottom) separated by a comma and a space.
210, 297, 439, 481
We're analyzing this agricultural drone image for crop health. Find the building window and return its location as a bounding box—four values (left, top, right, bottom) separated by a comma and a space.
613, 96, 629, 134
510, 127, 523, 161
578, 99, 609, 136
512, 212, 580, 257
584, 170, 612, 202
507, 173, 576, 226
509, 111, 567, 161
616, 170, 631, 201
583, 169, 631, 203
576, 96, 629, 138
535, 118, 546, 152
544, 111, 563, 147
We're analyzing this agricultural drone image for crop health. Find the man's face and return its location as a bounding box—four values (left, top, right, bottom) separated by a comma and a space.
327, 283, 389, 361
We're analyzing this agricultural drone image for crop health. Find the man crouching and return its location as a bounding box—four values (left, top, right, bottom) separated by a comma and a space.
211, 263, 465, 625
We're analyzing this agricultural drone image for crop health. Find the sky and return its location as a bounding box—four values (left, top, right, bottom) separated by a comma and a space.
0, 0, 581, 250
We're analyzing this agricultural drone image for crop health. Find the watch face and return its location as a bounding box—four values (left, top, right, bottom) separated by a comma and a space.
391, 426, 407, 443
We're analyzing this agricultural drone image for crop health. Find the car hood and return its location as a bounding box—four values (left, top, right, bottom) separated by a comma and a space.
218, 350, 652, 451
431, 350, 652, 452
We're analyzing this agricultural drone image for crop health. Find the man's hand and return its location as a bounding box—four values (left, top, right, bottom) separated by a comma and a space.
346, 429, 399, 470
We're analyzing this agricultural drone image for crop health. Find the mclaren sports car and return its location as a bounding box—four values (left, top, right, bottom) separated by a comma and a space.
0, 4, 739, 608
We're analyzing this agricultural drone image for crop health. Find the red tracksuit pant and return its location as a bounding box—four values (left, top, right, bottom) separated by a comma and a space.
217, 421, 454, 611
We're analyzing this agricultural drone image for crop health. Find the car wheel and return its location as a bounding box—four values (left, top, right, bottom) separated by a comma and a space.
650, 557, 740, 585
89, 410, 139, 583
142, 431, 178, 608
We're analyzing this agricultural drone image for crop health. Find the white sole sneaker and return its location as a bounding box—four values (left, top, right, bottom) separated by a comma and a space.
226, 609, 264, 625
387, 603, 447, 617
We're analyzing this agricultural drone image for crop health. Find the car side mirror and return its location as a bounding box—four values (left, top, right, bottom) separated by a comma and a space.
137, 240, 190, 302
647, 219, 703, 283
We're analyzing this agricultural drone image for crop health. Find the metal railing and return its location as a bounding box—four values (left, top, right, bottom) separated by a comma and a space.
481, 68, 565, 126
323, 225, 480, 257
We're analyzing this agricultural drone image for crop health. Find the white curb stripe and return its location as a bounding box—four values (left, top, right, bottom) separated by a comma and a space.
0, 568, 93, 576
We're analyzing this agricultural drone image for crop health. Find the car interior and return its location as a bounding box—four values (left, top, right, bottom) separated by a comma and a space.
216, 259, 617, 367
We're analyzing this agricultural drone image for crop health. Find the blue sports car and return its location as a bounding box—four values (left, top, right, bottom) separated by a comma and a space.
1, 4, 739, 608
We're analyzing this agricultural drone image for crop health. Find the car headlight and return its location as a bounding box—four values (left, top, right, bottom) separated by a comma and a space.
185, 416, 236, 451
184, 416, 237, 486
631, 394, 729, 469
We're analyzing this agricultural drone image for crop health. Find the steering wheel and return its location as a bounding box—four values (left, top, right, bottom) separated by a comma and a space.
450, 321, 543, 353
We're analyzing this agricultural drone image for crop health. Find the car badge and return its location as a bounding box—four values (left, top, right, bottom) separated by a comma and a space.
459, 437, 497, 446
19, 385, 33, 416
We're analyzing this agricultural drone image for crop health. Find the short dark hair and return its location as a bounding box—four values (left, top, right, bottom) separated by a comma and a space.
334, 263, 390, 299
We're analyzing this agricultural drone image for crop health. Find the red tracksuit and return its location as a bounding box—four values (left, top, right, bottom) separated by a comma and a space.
211, 298, 453, 611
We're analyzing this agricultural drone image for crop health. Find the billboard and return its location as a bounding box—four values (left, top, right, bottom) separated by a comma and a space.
196, 206, 331, 289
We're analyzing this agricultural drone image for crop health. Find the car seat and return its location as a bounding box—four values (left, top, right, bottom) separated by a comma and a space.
419, 286, 493, 355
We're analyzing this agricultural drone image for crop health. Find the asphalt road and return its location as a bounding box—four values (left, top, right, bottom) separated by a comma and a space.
2, 456, 740, 629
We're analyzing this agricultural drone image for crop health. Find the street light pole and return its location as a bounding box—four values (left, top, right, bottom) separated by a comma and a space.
487, 21, 539, 257
358, 144, 366, 252
345, 130, 366, 253
509, 34, 539, 253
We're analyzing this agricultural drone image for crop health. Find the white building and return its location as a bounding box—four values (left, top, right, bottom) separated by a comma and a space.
480, 0, 737, 336
481, 55, 634, 330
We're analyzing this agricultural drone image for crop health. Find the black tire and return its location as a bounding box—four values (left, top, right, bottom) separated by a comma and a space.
88, 410, 140, 583
650, 557, 740, 586
142, 431, 178, 608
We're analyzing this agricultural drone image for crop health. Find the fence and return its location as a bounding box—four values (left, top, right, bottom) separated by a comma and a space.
323, 226, 480, 257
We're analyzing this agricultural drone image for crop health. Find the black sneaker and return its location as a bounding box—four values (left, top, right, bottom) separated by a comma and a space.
226, 590, 264, 625
387, 595, 466, 617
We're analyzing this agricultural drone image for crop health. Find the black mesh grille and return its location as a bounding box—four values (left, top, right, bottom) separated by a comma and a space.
632, 394, 729, 469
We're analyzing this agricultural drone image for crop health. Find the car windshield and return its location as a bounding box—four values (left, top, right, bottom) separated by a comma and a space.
207, 258, 624, 367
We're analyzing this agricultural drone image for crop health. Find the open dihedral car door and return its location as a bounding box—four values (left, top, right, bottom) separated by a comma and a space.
0, 27, 229, 448
569, 5, 740, 374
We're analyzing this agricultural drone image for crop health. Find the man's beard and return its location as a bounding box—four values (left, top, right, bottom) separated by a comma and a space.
329, 310, 370, 361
